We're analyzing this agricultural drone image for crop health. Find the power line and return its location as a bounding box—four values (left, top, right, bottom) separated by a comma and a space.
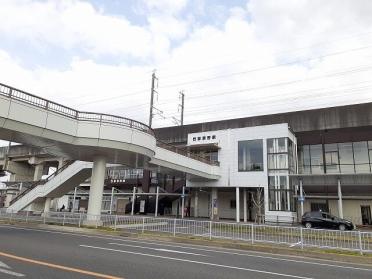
104, 70, 372, 115
156, 30, 372, 79
161, 82, 372, 117
157, 45, 372, 89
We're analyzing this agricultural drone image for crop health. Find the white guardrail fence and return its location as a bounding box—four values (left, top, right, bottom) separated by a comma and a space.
1, 209, 371, 255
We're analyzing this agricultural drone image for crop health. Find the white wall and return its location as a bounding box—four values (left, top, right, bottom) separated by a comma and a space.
187, 123, 292, 188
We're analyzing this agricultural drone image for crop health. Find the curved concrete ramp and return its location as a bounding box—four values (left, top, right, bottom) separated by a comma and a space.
0, 83, 220, 180
0, 83, 156, 168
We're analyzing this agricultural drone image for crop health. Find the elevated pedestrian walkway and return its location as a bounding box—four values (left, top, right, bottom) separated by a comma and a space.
0, 82, 220, 212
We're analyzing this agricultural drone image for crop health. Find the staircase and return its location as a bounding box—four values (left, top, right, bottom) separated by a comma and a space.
8, 161, 93, 212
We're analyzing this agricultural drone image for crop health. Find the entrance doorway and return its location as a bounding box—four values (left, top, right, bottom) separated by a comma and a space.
361, 206, 372, 225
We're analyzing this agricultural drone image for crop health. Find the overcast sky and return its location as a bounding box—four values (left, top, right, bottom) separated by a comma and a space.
1, 0, 372, 139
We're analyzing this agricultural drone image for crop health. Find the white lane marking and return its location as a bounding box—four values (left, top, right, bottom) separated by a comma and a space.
107, 243, 207, 256
80, 244, 313, 279
0, 267, 25, 277
108, 239, 372, 273
0, 260, 10, 269
1, 225, 371, 271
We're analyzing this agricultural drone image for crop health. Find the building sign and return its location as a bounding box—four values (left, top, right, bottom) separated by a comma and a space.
140, 200, 146, 213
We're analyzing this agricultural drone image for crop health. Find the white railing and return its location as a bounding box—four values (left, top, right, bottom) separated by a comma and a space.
0, 209, 371, 255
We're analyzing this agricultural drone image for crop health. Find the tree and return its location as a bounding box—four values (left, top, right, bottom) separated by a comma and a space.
252, 187, 264, 224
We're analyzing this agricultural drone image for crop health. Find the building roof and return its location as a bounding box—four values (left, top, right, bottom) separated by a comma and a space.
155, 101, 372, 145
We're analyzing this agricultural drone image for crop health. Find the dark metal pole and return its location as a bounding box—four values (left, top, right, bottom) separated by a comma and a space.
149, 72, 156, 128
180, 91, 184, 126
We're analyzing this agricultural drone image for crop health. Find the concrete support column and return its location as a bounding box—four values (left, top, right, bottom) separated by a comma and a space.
299, 179, 304, 217
57, 158, 65, 169
236, 187, 240, 223
155, 186, 159, 217
210, 188, 218, 221
72, 187, 77, 213
44, 197, 51, 213
194, 189, 199, 218
87, 156, 106, 219
337, 179, 343, 219
243, 188, 247, 223
131, 187, 137, 216
33, 164, 44, 181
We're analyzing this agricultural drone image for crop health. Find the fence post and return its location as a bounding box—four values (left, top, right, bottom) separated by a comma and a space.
173, 218, 176, 237
62, 213, 65, 226
26, 211, 29, 223
114, 215, 118, 231
251, 223, 254, 244
9, 211, 12, 222
43, 213, 46, 224
358, 231, 363, 255
78, 213, 82, 228
142, 217, 145, 234
209, 221, 212, 240
300, 227, 304, 250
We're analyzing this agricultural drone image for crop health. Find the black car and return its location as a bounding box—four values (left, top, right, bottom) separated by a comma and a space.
301, 211, 354, 231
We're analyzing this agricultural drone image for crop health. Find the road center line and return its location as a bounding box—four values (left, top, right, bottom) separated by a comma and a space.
0, 251, 123, 279
107, 242, 208, 256
80, 244, 313, 279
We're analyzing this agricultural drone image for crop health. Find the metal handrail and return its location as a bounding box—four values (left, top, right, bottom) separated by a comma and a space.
0, 82, 220, 166
0, 82, 154, 136
157, 141, 220, 166
9, 160, 74, 205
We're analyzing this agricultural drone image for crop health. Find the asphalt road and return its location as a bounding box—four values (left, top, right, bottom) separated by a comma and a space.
0, 225, 371, 279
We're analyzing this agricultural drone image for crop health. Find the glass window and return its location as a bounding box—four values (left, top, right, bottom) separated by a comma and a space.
300, 145, 311, 167
338, 142, 354, 173
212, 135, 216, 139
238, 140, 263, 171
354, 142, 370, 173
353, 142, 369, 164
278, 138, 287, 152
310, 145, 323, 174
268, 154, 275, 169
338, 142, 353, 164
207, 136, 211, 140
193, 137, 196, 141
202, 136, 206, 140
325, 143, 338, 152
277, 154, 288, 169
267, 139, 275, 153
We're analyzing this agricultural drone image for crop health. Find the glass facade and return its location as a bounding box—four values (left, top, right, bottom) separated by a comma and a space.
298, 141, 372, 174
267, 137, 296, 212
238, 140, 263, 171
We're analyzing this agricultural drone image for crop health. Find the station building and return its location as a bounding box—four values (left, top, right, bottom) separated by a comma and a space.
154, 101, 372, 225
1, 86, 372, 226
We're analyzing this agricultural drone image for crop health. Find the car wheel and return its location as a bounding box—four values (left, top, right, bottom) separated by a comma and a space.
339, 224, 346, 231
305, 222, 312, 229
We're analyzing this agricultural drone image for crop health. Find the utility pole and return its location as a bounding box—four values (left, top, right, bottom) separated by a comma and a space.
179, 91, 185, 126
149, 70, 163, 128
149, 71, 156, 128
172, 90, 185, 126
